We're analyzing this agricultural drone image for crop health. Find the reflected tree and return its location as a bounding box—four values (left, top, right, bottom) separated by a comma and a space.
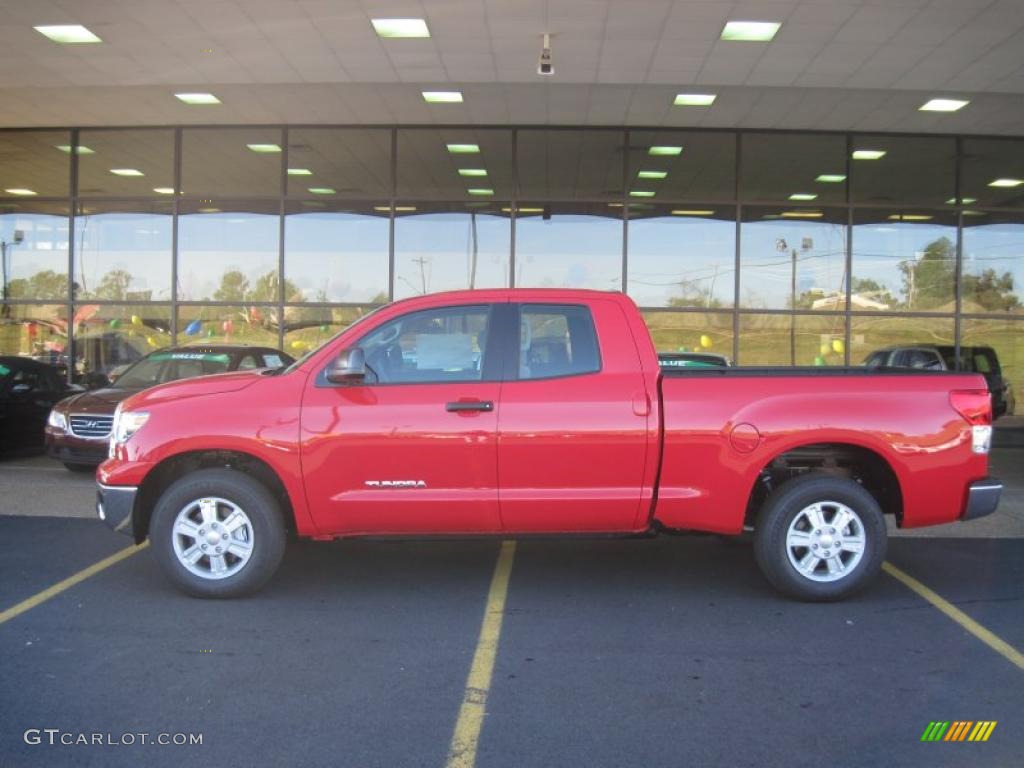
6, 270, 68, 299
900, 236, 955, 310
214, 270, 250, 302
963, 269, 1019, 312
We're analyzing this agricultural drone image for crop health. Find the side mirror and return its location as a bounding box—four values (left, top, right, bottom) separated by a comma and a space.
326, 347, 366, 384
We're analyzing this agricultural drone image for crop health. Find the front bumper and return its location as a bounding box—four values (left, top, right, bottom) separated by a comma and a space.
48, 443, 106, 466
962, 477, 1002, 521
96, 483, 137, 536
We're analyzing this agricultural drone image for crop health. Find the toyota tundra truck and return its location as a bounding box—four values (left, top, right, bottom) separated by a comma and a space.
95, 289, 1002, 601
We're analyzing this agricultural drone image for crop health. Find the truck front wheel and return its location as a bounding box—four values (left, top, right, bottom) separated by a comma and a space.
150, 469, 286, 598
753, 474, 886, 601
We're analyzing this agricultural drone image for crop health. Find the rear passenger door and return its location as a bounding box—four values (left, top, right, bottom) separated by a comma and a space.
496, 301, 652, 532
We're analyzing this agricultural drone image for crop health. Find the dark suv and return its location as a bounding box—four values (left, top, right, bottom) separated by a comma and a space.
45, 345, 293, 471
864, 345, 1015, 419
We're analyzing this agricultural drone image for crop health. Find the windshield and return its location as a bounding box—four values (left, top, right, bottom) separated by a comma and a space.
114, 351, 233, 388
278, 307, 387, 375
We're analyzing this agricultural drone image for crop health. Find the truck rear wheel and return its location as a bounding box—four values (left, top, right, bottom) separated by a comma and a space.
753, 474, 886, 601
150, 469, 286, 598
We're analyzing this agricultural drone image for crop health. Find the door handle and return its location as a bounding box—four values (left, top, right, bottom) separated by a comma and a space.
445, 400, 494, 413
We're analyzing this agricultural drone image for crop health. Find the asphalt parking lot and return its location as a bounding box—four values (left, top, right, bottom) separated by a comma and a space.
1, 450, 1022, 767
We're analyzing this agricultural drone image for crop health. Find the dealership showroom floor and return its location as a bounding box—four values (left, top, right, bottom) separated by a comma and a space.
0, 448, 1021, 768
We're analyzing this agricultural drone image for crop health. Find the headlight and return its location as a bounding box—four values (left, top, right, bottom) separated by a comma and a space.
109, 403, 149, 455
47, 409, 67, 431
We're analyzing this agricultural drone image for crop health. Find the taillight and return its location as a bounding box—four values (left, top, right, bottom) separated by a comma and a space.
951, 389, 992, 425
951, 389, 992, 454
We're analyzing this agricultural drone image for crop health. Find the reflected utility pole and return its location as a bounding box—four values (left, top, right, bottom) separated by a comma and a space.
413, 256, 430, 295
791, 248, 797, 366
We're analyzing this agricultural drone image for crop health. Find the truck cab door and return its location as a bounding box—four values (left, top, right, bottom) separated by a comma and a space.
496, 300, 656, 532
300, 302, 504, 535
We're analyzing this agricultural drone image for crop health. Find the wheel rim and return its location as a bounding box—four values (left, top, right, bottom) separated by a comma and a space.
785, 501, 866, 583
171, 497, 255, 580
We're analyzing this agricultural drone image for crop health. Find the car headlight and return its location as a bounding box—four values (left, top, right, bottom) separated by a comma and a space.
47, 409, 67, 431
109, 403, 149, 456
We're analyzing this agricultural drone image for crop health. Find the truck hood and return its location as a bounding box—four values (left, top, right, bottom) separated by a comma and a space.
122, 370, 265, 408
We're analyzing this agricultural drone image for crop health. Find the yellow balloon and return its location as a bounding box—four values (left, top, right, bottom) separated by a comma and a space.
146, 335, 159, 348
831, 339, 845, 355
131, 315, 143, 327
290, 340, 308, 351
699, 334, 712, 349
820, 343, 831, 356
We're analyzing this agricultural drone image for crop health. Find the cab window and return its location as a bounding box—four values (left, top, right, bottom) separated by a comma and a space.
236, 354, 260, 371
517, 304, 600, 380
357, 305, 491, 384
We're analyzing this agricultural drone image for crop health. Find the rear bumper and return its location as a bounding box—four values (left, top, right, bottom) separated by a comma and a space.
962, 477, 1002, 521
96, 483, 137, 536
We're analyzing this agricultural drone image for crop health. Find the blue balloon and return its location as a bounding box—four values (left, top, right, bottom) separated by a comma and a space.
184, 319, 203, 336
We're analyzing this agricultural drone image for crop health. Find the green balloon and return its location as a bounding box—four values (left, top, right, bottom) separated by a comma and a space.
319, 324, 329, 332
814, 355, 826, 366
109, 318, 121, 328
206, 328, 215, 338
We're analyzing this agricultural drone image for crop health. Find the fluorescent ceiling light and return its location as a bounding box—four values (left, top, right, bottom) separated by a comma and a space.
55, 144, 94, 155
674, 93, 716, 106
721, 21, 780, 41
467, 188, 494, 196
648, 146, 682, 156
502, 207, 544, 213
458, 169, 487, 177
919, 98, 969, 112
175, 92, 220, 105
374, 205, 418, 212
852, 150, 886, 160
4, 188, 37, 196
988, 178, 1023, 188
962, 210, 988, 217
945, 197, 977, 204
815, 174, 846, 183
110, 168, 144, 176
446, 143, 479, 154
152, 187, 175, 195
247, 144, 281, 153
198, 208, 221, 213
371, 18, 430, 38
307, 187, 335, 195
630, 190, 656, 198
672, 210, 715, 216
287, 168, 313, 176
34, 25, 101, 44
781, 211, 824, 218
423, 91, 463, 103
888, 214, 933, 221
637, 170, 667, 179
788, 193, 817, 201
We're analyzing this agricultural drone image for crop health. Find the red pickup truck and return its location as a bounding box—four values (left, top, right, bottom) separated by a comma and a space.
96, 289, 1001, 601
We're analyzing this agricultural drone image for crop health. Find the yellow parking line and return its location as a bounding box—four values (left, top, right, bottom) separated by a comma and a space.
882, 561, 1024, 672
0, 542, 149, 626
445, 540, 517, 768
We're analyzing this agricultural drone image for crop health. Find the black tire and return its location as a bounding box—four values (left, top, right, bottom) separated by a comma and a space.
150, 468, 286, 598
753, 473, 886, 602
63, 462, 97, 473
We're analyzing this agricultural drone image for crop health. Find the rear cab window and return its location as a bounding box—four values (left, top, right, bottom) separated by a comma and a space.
516, 304, 600, 380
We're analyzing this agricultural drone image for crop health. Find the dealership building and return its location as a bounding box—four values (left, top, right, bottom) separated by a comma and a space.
0, 2, 1021, 401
